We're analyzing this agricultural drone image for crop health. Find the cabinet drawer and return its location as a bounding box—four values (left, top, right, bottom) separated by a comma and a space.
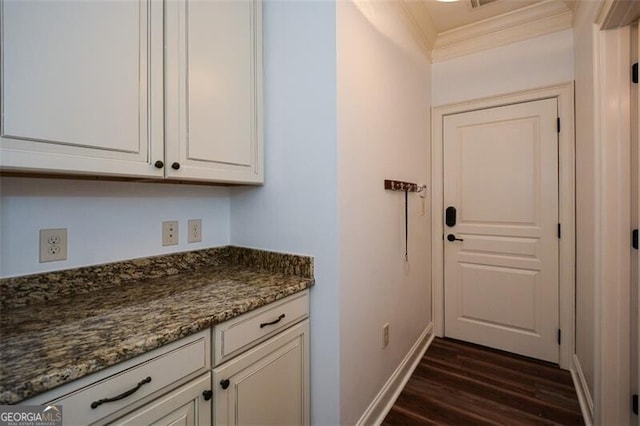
51, 330, 209, 426
214, 291, 309, 365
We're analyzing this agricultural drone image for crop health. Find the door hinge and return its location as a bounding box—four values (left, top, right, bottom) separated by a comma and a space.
557, 117, 561, 133
633, 394, 638, 415
558, 223, 561, 238
557, 329, 561, 345
633, 229, 638, 250
633, 63, 638, 84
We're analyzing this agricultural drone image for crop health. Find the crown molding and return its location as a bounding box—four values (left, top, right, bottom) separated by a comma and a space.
430, 0, 573, 62
572, 0, 604, 27
399, 0, 438, 56
598, 0, 640, 29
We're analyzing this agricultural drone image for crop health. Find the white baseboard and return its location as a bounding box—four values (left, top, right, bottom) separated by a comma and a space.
571, 354, 594, 425
356, 322, 434, 426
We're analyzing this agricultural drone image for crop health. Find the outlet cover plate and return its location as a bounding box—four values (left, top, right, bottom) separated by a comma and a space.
162, 221, 179, 246
188, 219, 202, 243
40, 228, 68, 262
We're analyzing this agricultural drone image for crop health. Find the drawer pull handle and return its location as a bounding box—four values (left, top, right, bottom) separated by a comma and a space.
220, 379, 230, 390
260, 313, 285, 328
90, 376, 152, 409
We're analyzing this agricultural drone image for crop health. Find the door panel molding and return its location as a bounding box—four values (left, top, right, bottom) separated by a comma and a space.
431, 82, 575, 369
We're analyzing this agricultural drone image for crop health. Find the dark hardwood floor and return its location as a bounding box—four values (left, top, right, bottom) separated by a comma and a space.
382, 337, 584, 425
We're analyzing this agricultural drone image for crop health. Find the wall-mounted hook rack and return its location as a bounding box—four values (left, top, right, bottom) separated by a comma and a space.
384, 179, 425, 193
384, 179, 427, 262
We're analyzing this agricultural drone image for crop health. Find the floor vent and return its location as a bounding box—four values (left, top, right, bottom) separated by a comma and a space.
470, 0, 497, 8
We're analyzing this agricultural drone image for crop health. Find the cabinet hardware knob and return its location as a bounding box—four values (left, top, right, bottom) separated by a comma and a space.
202, 390, 213, 401
220, 379, 230, 390
259, 313, 286, 328
154, 160, 164, 169
171, 162, 181, 170
90, 376, 152, 409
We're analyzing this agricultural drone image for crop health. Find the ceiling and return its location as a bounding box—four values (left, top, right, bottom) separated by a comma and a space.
422, 0, 548, 33
401, 0, 574, 61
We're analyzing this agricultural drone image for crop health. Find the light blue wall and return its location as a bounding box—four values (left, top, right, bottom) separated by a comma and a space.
230, 1, 340, 424
0, 177, 230, 277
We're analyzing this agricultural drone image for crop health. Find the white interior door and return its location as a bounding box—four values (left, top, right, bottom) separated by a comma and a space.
443, 98, 560, 363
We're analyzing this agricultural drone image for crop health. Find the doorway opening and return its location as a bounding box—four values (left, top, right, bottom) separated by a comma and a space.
431, 83, 576, 369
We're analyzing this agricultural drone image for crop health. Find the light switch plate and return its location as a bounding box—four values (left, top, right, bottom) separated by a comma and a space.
162, 221, 179, 246
383, 323, 389, 348
188, 219, 202, 243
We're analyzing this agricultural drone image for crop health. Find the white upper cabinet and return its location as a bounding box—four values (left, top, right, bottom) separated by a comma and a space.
165, 0, 263, 183
0, 0, 164, 178
0, 0, 263, 184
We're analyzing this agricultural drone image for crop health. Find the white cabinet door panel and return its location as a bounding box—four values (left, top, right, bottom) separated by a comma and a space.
0, 0, 163, 177
114, 373, 211, 426
188, 0, 253, 166
213, 320, 309, 426
165, 0, 263, 183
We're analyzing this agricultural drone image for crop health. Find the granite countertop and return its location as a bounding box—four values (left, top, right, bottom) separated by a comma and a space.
0, 246, 314, 404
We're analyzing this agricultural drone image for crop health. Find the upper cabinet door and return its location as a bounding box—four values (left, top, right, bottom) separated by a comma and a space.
165, 0, 264, 184
0, 0, 164, 178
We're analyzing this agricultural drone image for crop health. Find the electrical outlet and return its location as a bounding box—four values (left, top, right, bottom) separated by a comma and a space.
383, 323, 389, 348
188, 219, 202, 243
162, 221, 179, 246
40, 228, 68, 262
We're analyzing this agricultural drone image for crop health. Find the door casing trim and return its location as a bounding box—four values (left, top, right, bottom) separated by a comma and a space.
431, 82, 576, 369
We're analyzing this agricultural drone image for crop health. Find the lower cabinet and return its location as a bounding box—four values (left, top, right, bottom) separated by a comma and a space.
114, 373, 211, 426
212, 320, 309, 426
24, 329, 211, 426
22, 292, 310, 426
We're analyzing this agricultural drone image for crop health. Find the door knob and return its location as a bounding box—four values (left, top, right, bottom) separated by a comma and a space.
447, 234, 464, 242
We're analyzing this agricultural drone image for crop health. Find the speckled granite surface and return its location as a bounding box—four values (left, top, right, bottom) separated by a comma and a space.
1, 246, 313, 310
0, 247, 314, 404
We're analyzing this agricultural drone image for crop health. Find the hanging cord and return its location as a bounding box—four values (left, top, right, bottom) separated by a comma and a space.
405, 189, 409, 262
383, 180, 426, 262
